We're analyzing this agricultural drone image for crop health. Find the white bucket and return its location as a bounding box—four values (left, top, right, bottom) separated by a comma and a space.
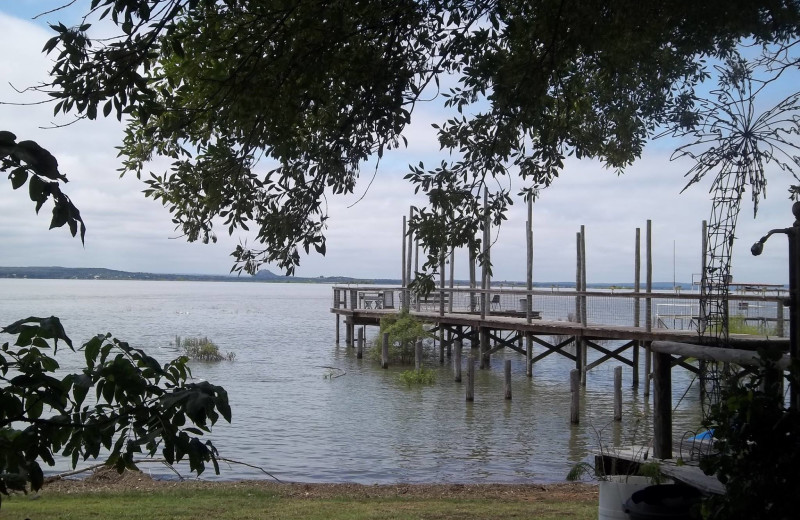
598, 475, 652, 520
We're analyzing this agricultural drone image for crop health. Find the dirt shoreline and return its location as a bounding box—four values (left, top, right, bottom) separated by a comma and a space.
42, 468, 598, 502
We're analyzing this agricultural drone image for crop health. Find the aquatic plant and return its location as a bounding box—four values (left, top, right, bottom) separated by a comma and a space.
178, 336, 235, 362
397, 368, 436, 386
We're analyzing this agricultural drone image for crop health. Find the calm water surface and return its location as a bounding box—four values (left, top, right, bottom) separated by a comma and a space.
0, 279, 703, 483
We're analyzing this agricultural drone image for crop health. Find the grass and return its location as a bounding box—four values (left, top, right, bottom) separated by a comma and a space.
2, 485, 596, 520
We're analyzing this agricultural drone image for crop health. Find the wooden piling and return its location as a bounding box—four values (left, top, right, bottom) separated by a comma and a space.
357, 326, 364, 359
644, 341, 652, 398
448, 248, 455, 313
653, 351, 673, 459
381, 332, 389, 369
481, 188, 489, 320
525, 332, 532, 378
613, 366, 622, 421
469, 248, 477, 312
335, 314, 340, 345
504, 359, 512, 400
466, 354, 475, 401
526, 196, 533, 324
480, 327, 490, 369
345, 316, 353, 347
401, 216, 407, 289
439, 332, 445, 364
454, 339, 463, 382
575, 232, 582, 322
439, 247, 446, 318
646, 219, 652, 332
580, 225, 587, 327
570, 369, 580, 424
415, 338, 423, 371
633, 227, 640, 387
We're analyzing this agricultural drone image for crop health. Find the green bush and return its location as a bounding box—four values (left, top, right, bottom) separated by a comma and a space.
177, 336, 235, 362
397, 368, 436, 386
370, 310, 430, 364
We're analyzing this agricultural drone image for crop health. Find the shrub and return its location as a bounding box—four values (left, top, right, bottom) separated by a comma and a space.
177, 336, 235, 362
397, 368, 436, 386
370, 310, 430, 364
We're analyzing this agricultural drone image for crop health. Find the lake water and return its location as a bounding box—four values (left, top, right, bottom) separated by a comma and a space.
0, 279, 704, 484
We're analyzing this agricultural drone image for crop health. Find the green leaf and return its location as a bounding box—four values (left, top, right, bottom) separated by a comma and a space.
9, 167, 27, 189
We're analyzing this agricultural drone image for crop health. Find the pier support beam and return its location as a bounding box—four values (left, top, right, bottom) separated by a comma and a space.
479, 327, 490, 369
454, 339, 462, 382
466, 355, 475, 402
381, 332, 389, 369
504, 360, 512, 400
613, 366, 622, 421
570, 369, 580, 424
653, 351, 673, 459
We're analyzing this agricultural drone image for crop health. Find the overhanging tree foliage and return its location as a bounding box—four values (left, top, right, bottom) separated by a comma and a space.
1, 133, 231, 505
37, 0, 800, 278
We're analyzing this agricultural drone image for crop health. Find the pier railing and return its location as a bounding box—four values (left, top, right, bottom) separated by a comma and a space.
332, 285, 788, 336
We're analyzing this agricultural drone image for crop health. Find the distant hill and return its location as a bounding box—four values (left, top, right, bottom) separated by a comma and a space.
0, 266, 385, 284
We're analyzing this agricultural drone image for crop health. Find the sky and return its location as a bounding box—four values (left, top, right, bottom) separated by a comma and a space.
0, 2, 796, 284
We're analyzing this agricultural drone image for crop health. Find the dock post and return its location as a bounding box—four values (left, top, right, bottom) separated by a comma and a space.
335, 314, 340, 345
448, 248, 455, 313
481, 187, 490, 320
575, 232, 582, 322
466, 355, 475, 402
526, 332, 532, 377
580, 226, 587, 387
479, 327, 490, 369
570, 369, 580, 424
644, 342, 652, 398
439, 331, 445, 364
646, 220, 653, 333
633, 227, 641, 388
454, 339, 462, 382
415, 338, 423, 371
526, 196, 533, 324
469, 248, 477, 312
402, 216, 407, 291
357, 327, 364, 359
345, 316, 353, 347
653, 351, 673, 459
381, 332, 389, 369
613, 366, 622, 421
504, 359, 512, 400
446, 329, 452, 358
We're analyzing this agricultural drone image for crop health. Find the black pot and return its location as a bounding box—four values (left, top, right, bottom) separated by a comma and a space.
623, 484, 703, 520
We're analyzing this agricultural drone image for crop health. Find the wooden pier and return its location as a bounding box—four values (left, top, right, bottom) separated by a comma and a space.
332, 285, 787, 388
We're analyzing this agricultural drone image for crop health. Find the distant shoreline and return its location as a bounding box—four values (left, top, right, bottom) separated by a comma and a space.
0, 266, 713, 289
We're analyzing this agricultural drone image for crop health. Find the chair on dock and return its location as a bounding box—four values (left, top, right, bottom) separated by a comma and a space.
491, 294, 500, 310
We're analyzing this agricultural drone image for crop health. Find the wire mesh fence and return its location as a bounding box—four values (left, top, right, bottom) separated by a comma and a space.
332, 285, 788, 336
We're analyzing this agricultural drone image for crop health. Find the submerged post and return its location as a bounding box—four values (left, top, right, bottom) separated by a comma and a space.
526, 332, 532, 378
381, 332, 389, 369
466, 354, 475, 401
504, 359, 512, 400
357, 326, 364, 359
570, 369, 580, 424
454, 338, 462, 382
613, 366, 622, 421
633, 227, 641, 388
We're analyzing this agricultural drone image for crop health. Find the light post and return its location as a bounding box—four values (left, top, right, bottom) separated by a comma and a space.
751, 201, 800, 410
